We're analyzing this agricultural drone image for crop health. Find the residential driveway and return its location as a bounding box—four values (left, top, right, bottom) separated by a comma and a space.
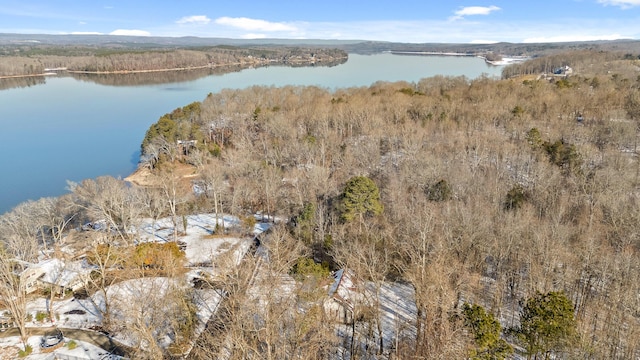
0, 327, 129, 356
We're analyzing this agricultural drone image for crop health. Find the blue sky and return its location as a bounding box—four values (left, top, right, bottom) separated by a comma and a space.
1, 0, 639, 43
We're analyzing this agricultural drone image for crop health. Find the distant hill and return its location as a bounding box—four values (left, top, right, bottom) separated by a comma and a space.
339, 39, 640, 56
0, 33, 364, 48
1, 33, 639, 57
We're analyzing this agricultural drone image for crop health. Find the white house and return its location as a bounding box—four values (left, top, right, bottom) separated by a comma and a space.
20, 258, 93, 296
19, 263, 47, 294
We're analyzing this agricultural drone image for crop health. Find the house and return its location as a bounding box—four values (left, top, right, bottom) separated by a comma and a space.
20, 258, 93, 297
37, 258, 94, 296
553, 65, 573, 76
324, 269, 366, 323
177, 139, 198, 155
19, 262, 48, 294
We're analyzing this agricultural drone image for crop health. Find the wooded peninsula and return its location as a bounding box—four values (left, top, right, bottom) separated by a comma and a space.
0, 44, 347, 77
1, 40, 640, 359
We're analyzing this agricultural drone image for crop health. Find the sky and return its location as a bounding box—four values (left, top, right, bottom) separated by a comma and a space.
0, 0, 639, 43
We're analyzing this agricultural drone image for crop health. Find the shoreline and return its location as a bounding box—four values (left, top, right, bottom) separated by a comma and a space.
386, 50, 529, 66
0, 63, 255, 79
484, 56, 530, 66
0, 73, 55, 80
66, 61, 250, 75
0, 56, 348, 79
388, 50, 476, 57
123, 167, 152, 187
124, 162, 199, 187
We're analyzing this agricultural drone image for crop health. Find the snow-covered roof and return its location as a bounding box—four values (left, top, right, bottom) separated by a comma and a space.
328, 269, 345, 295
328, 269, 360, 310
33, 258, 92, 288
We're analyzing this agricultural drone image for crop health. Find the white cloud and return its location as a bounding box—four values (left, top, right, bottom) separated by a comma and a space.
215, 17, 297, 32
176, 15, 211, 25
78, 21, 87, 25
71, 31, 102, 35
143, 14, 639, 44
450, 5, 501, 20
109, 29, 150, 36
523, 33, 630, 43
597, 0, 640, 8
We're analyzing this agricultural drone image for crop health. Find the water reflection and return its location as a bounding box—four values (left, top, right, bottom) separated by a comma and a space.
69, 66, 243, 87
67, 58, 347, 87
0, 76, 47, 91
0, 58, 348, 90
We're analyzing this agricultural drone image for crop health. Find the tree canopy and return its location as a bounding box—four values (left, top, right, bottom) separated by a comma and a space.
514, 291, 577, 359
462, 303, 513, 360
339, 176, 384, 222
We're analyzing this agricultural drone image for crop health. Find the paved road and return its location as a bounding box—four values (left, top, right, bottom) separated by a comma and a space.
0, 326, 129, 356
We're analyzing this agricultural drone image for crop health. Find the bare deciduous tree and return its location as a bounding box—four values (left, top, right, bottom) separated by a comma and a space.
69, 176, 143, 244
0, 247, 28, 347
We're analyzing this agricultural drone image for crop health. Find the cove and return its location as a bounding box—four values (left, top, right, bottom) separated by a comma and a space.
0, 53, 504, 214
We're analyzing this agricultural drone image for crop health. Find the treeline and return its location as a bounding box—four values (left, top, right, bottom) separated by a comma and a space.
2, 50, 640, 358
0, 46, 347, 76
344, 39, 640, 56
501, 49, 639, 78
0, 56, 45, 77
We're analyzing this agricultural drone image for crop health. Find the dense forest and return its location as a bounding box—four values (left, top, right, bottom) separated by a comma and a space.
0, 45, 347, 76
2, 49, 640, 359
500, 49, 640, 79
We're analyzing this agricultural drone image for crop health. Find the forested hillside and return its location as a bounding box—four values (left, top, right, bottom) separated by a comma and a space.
2, 49, 640, 359
137, 50, 640, 358
0, 45, 347, 76
501, 49, 640, 79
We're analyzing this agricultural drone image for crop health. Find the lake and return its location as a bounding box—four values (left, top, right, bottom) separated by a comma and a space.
0, 53, 504, 214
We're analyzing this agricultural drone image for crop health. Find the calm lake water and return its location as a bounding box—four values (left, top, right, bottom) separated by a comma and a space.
0, 53, 503, 214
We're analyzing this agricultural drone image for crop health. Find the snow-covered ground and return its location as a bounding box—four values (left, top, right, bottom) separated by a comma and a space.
339, 281, 417, 358
15, 278, 222, 356
372, 281, 417, 345
0, 213, 273, 359
136, 213, 261, 267
93, 277, 221, 350
9, 212, 469, 358
0, 335, 120, 360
